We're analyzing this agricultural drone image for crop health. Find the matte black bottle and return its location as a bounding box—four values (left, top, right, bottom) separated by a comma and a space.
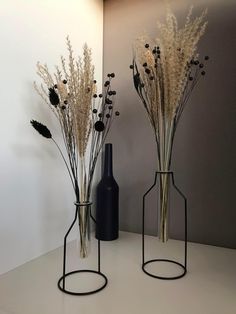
96, 143, 119, 240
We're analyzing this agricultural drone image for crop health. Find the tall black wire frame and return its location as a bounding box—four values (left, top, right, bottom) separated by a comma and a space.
142, 171, 188, 280
57, 202, 108, 295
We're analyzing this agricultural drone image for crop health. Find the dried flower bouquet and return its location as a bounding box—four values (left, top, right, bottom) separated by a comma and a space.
130, 7, 209, 242
31, 37, 119, 257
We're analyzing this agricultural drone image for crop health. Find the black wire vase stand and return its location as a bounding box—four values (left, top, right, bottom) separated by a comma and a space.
58, 202, 108, 295
142, 171, 188, 280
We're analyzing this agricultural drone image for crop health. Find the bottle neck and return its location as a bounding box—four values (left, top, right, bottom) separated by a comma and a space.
103, 143, 113, 177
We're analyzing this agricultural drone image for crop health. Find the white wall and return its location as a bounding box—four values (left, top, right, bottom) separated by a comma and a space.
0, 0, 103, 275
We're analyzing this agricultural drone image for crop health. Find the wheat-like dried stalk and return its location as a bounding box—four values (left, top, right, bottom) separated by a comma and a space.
33, 37, 119, 257
131, 6, 209, 242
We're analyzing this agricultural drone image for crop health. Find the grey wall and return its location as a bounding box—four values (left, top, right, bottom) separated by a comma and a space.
103, 0, 236, 248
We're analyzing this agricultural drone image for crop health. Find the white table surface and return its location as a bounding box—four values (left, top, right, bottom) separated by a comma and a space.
0, 231, 236, 314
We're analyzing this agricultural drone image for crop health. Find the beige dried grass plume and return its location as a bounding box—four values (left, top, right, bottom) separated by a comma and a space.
131, 6, 208, 242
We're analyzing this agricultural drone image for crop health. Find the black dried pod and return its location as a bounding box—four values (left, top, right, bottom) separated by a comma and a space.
189, 76, 193, 81
108, 91, 113, 96
64, 100, 68, 105
63, 79, 67, 84
152, 49, 157, 54
105, 98, 112, 105
106, 113, 111, 118
49, 88, 59, 107
201, 71, 206, 76
99, 94, 103, 98
194, 60, 199, 65
104, 80, 110, 87
143, 62, 147, 67
108, 105, 113, 110
54, 84, 57, 89
95, 121, 105, 132
93, 94, 97, 98
145, 43, 149, 48
145, 68, 151, 74
205, 56, 209, 60
87, 87, 91, 92
110, 73, 115, 78
129, 65, 134, 69
93, 109, 98, 114
107, 73, 111, 78
93, 80, 97, 84
112, 91, 116, 95
190, 60, 195, 65
30, 120, 52, 139
115, 111, 120, 116
98, 113, 103, 118
61, 105, 66, 110
199, 63, 204, 68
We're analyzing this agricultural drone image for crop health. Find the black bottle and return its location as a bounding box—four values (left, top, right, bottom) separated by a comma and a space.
96, 143, 119, 240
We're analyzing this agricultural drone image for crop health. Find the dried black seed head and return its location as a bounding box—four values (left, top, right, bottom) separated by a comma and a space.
201, 71, 206, 76
93, 94, 97, 98
112, 91, 116, 95
143, 62, 147, 67
108, 91, 113, 96
189, 76, 193, 81
93, 80, 97, 84
150, 76, 154, 80
93, 109, 97, 114
49, 88, 59, 107
104, 81, 110, 87
108, 105, 113, 110
199, 63, 204, 68
129, 64, 134, 69
107, 73, 111, 77
205, 56, 209, 60
54, 84, 57, 89
115, 111, 120, 116
87, 87, 91, 92
190, 60, 195, 64
106, 114, 111, 118
63, 79, 67, 84
105, 98, 112, 105
145, 68, 151, 74
98, 113, 103, 118
64, 100, 68, 105
152, 49, 157, 54
145, 43, 149, 48
30, 120, 52, 139
99, 94, 103, 98
110, 73, 115, 78
94, 121, 105, 132
194, 60, 199, 65
61, 105, 66, 110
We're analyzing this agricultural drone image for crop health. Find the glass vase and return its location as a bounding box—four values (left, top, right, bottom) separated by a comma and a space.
75, 201, 91, 258
158, 172, 170, 242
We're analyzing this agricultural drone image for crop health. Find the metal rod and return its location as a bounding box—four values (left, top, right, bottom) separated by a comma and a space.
142, 171, 188, 280
58, 202, 108, 295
